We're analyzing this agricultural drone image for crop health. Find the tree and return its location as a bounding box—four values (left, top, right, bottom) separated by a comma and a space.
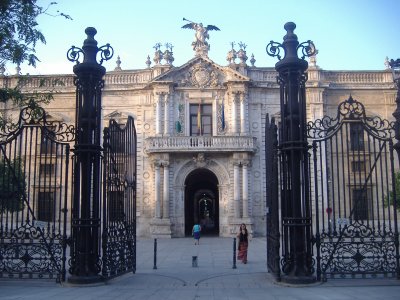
385, 171, 400, 213
0, 1, 71, 128
0, 0, 72, 68
0, 157, 26, 212
0, 1, 71, 212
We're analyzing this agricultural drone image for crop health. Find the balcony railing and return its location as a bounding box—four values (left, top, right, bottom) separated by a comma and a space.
144, 136, 257, 153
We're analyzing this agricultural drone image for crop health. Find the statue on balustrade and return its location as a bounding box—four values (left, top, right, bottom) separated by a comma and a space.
182, 18, 220, 52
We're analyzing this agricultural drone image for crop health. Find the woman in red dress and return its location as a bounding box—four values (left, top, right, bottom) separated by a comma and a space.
237, 223, 249, 264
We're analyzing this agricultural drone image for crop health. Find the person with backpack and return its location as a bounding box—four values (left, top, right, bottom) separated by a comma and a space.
192, 222, 202, 245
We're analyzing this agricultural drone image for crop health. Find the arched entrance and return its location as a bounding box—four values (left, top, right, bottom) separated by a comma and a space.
185, 168, 219, 236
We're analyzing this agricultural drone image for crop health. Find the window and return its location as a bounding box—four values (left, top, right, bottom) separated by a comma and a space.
109, 130, 125, 153
351, 160, 365, 172
40, 131, 56, 154
37, 191, 55, 222
39, 163, 55, 176
352, 188, 370, 220
108, 191, 124, 221
350, 123, 365, 151
190, 104, 212, 136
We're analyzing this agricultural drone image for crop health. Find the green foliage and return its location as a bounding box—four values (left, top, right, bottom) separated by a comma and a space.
385, 171, 400, 212
0, 157, 26, 212
0, 0, 72, 67
0, 1, 71, 129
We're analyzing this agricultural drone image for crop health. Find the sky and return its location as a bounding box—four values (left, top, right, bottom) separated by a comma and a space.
4, 0, 400, 75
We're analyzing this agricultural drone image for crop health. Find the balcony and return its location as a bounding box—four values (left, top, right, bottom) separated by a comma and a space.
144, 136, 257, 153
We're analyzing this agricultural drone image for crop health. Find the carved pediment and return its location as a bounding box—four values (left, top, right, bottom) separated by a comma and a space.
149, 56, 250, 89
181, 61, 220, 88
104, 110, 134, 123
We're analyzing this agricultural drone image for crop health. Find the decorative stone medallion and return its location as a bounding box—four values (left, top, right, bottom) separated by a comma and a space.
181, 62, 220, 88
193, 67, 210, 87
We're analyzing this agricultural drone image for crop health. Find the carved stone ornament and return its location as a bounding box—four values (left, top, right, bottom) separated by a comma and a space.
192, 153, 208, 168
182, 62, 220, 88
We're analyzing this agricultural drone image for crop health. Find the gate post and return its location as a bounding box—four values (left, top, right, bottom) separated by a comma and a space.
266, 22, 315, 284
389, 58, 400, 279
67, 27, 113, 284
390, 59, 400, 158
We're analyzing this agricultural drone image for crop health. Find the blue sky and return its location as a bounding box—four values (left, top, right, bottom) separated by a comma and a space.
5, 0, 400, 75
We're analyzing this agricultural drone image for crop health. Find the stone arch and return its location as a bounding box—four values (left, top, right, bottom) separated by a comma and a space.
173, 157, 230, 188
173, 157, 230, 236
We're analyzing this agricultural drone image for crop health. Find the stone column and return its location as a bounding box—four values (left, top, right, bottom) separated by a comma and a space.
155, 92, 162, 135
154, 161, 161, 218
163, 162, 170, 219
242, 161, 249, 218
164, 93, 170, 136
233, 161, 240, 218
231, 93, 238, 135
240, 92, 247, 135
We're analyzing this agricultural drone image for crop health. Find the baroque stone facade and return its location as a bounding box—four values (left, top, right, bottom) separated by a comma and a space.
0, 45, 396, 238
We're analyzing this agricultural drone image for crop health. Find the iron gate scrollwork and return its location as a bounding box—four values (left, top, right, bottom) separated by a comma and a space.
102, 116, 136, 279
0, 101, 75, 282
308, 95, 400, 280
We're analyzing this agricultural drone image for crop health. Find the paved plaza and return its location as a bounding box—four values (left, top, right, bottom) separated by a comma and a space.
0, 237, 399, 299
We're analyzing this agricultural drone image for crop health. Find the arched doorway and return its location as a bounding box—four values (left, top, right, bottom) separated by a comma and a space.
185, 168, 219, 236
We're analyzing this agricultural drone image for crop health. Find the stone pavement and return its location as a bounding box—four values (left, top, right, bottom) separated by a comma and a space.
0, 237, 399, 299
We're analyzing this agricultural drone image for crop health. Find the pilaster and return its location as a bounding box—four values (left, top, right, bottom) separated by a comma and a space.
163, 161, 170, 219
164, 93, 170, 135
153, 159, 161, 218
242, 160, 249, 218
239, 91, 248, 135
154, 92, 163, 135
150, 157, 172, 238
231, 92, 239, 135
233, 160, 240, 218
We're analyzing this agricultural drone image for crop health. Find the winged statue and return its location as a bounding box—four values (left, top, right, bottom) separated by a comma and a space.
182, 18, 220, 51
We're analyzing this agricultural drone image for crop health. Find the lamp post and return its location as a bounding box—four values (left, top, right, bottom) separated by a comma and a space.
67, 27, 113, 283
266, 22, 316, 284
389, 59, 400, 157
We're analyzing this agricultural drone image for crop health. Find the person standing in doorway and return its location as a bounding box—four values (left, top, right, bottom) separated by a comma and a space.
192, 222, 201, 245
237, 223, 249, 264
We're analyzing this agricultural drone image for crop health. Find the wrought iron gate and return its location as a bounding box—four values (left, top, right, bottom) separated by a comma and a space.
101, 116, 136, 279
308, 96, 400, 280
0, 102, 74, 281
265, 114, 281, 280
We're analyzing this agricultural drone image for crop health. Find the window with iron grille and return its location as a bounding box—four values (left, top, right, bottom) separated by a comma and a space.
39, 163, 55, 176
352, 188, 371, 220
108, 191, 125, 221
37, 191, 55, 222
40, 130, 56, 154
350, 123, 365, 151
110, 131, 125, 153
351, 160, 365, 172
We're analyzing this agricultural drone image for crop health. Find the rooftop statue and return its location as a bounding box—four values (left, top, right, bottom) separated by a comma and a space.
182, 18, 220, 56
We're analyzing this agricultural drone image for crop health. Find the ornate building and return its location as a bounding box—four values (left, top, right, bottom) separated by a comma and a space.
0, 30, 396, 238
